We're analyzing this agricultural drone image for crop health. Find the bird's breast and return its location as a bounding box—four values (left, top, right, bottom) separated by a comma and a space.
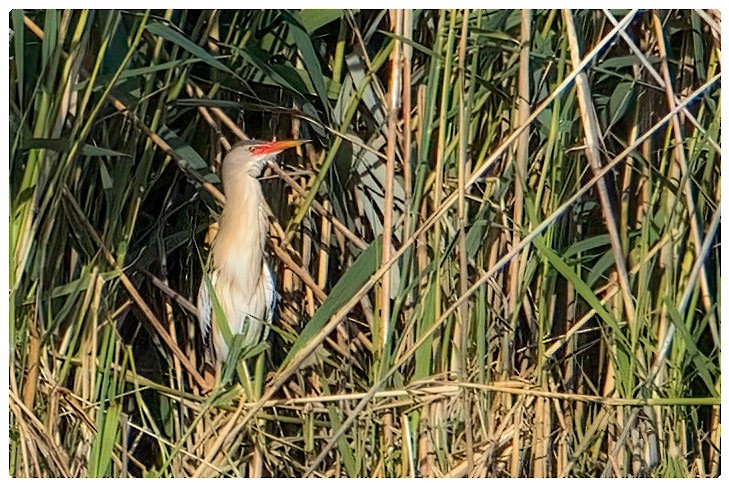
205, 173, 273, 360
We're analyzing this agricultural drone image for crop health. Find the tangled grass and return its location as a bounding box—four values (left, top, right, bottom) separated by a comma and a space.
9, 9, 721, 477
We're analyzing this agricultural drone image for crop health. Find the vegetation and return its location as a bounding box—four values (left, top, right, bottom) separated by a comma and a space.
9, 9, 720, 477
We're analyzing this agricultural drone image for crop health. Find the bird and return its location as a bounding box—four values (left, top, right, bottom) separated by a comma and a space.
197, 138, 305, 367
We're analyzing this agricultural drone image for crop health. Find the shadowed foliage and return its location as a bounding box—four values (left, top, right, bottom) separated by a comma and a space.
9, 9, 720, 477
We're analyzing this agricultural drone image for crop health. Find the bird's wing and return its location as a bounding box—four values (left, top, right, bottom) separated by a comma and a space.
197, 271, 215, 343
263, 262, 277, 323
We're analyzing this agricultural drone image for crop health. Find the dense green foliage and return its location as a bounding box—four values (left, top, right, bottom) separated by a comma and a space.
9, 9, 720, 477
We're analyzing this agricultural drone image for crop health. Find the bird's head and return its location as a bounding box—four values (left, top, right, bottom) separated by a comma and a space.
225, 139, 307, 178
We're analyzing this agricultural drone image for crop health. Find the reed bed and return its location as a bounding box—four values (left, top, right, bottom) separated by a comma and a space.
9, 9, 721, 477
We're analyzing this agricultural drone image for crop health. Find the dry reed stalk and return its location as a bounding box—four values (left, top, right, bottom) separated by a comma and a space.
562, 9, 636, 323
651, 11, 718, 344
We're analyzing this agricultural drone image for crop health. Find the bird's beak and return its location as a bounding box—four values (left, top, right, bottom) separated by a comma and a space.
251, 139, 309, 156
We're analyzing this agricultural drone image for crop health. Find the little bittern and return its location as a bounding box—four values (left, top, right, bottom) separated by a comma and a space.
197, 139, 305, 364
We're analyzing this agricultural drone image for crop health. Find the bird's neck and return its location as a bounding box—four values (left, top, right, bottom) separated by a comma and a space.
212, 171, 268, 291
222, 167, 264, 212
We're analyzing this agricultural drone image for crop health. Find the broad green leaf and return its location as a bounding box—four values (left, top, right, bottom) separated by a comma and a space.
534, 236, 628, 346
379, 31, 438, 58
690, 12, 707, 80
665, 302, 718, 396
608, 80, 633, 125
471, 29, 519, 45
298, 9, 347, 33
292, 25, 329, 111
88, 325, 120, 478
22, 138, 67, 152
147, 22, 233, 75
466, 220, 490, 259
203, 273, 232, 346
282, 237, 381, 367
598, 54, 660, 70
174, 99, 242, 109
11, 10, 24, 106
90, 402, 121, 477
41, 10, 57, 69
229, 43, 308, 97
413, 279, 437, 381
158, 125, 219, 183
562, 234, 611, 259
320, 379, 358, 476
285, 11, 332, 114
77, 58, 193, 91
586, 250, 616, 288
23, 269, 120, 303
21, 138, 130, 158
83, 146, 131, 158
99, 160, 113, 190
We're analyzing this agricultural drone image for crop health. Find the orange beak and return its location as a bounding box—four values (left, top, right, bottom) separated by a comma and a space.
251, 139, 309, 156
